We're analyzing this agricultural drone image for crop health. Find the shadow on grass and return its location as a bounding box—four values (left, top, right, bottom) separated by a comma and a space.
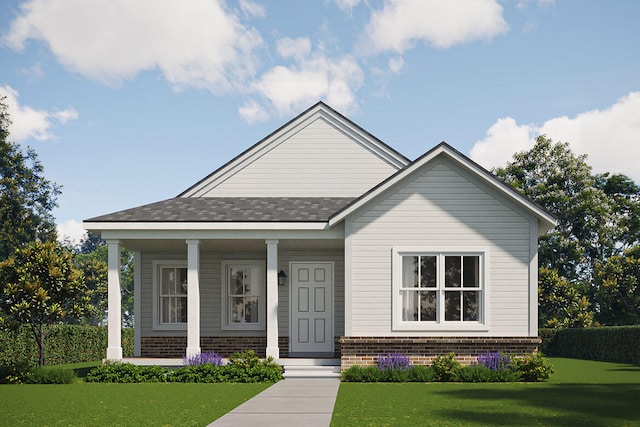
432, 384, 640, 426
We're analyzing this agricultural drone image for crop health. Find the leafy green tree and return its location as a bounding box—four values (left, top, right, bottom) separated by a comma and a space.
75, 232, 135, 326
494, 135, 616, 282
538, 267, 595, 328
0, 241, 90, 366
0, 96, 61, 260
594, 246, 640, 325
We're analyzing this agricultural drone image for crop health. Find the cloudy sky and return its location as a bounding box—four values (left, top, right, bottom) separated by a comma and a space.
1, 0, 639, 244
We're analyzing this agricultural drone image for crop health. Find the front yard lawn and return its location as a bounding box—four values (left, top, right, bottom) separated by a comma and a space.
331, 358, 640, 426
0, 382, 268, 426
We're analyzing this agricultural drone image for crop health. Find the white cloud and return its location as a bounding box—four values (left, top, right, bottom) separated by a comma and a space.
334, 0, 363, 13
3, 0, 263, 92
470, 92, 640, 182
361, 0, 508, 53
238, 0, 266, 18
56, 219, 87, 247
0, 85, 78, 142
388, 57, 404, 74
250, 41, 364, 117
238, 99, 269, 124
276, 37, 312, 61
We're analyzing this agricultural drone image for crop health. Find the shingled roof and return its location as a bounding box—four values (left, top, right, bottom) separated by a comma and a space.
84, 197, 356, 223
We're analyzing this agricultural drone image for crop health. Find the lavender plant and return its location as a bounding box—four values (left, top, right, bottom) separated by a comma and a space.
477, 351, 511, 371
377, 353, 412, 371
183, 352, 223, 366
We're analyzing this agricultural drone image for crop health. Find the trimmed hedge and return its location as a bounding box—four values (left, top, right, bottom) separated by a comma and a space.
540, 326, 640, 364
0, 325, 133, 366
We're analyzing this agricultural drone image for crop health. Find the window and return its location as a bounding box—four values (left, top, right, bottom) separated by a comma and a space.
153, 262, 188, 329
221, 261, 265, 330
393, 249, 487, 331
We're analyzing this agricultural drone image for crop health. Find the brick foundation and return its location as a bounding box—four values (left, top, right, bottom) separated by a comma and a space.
339, 336, 541, 371
140, 336, 342, 358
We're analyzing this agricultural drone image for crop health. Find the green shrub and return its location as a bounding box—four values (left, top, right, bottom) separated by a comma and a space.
0, 325, 133, 366
167, 364, 227, 383
86, 363, 168, 383
342, 365, 382, 382
458, 365, 522, 383
223, 350, 283, 383
0, 361, 32, 384
408, 365, 435, 382
25, 367, 77, 384
432, 353, 461, 382
541, 326, 640, 364
513, 353, 553, 382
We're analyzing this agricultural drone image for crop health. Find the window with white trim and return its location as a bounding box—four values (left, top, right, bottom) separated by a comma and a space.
393, 249, 486, 330
221, 261, 265, 330
159, 265, 187, 325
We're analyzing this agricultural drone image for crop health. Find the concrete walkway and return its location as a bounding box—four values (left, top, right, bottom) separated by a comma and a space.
208, 378, 340, 427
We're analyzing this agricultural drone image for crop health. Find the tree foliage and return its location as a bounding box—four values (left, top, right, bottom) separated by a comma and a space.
0, 96, 61, 260
0, 241, 90, 366
538, 267, 594, 328
495, 136, 640, 326
74, 232, 135, 326
594, 246, 640, 325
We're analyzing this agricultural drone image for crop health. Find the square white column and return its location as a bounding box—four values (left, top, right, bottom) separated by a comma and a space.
106, 240, 122, 360
265, 240, 279, 359
186, 240, 201, 358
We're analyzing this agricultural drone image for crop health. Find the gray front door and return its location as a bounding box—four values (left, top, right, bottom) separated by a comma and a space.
290, 262, 333, 354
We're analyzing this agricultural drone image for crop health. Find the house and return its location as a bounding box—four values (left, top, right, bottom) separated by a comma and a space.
84, 102, 556, 370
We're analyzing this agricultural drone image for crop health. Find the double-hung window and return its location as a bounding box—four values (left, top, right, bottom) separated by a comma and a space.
153, 261, 188, 329
221, 261, 265, 330
393, 248, 487, 331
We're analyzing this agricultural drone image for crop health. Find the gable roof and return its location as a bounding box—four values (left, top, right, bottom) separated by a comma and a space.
179, 101, 410, 198
85, 197, 355, 223
328, 142, 557, 233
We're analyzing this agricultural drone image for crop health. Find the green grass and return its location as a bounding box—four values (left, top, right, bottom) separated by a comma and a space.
331, 358, 640, 426
0, 382, 269, 426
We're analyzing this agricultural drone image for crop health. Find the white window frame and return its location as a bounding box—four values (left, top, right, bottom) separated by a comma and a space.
392, 247, 489, 332
152, 260, 188, 331
221, 260, 266, 331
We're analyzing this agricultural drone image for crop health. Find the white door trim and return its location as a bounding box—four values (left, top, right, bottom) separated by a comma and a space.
289, 261, 334, 356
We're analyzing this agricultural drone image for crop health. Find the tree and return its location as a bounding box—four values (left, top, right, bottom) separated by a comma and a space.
0, 96, 61, 260
0, 241, 90, 366
75, 232, 135, 326
594, 246, 640, 325
494, 135, 618, 283
538, 267, 595, 328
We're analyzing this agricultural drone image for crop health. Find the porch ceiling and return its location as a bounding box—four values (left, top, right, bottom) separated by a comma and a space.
120, 238, 344, 252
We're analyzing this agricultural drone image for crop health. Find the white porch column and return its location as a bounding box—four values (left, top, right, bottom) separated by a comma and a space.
133, 251, 141, 357
106, 240, 122, 360
186, 240, 201, 358
265, 240, 279, 359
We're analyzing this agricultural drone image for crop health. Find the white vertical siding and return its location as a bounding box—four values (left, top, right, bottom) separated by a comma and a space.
348, 157, 534, 337
201, 118, 399, 197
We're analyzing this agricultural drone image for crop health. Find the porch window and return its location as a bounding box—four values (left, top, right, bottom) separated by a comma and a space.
393, 248, 487, 331
159, 265, 187, 325
221, 261, 265, 330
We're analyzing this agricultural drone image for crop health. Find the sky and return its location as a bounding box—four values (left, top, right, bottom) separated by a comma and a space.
0, 0, 639, 245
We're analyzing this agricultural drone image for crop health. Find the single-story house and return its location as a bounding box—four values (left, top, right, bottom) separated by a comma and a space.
84, 102, 556, 370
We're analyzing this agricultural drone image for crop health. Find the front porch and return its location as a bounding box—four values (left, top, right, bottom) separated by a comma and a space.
102, 234, 345, 363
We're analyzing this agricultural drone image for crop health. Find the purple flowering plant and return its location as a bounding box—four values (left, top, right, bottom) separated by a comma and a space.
183, 351, 223, 366
377, 353, 412, 371
477, 351, 511, 371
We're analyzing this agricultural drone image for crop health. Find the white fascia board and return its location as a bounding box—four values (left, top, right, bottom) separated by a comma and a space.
84, 221, 331, 231
98, 228, 344, 241
329, 144, 557, 230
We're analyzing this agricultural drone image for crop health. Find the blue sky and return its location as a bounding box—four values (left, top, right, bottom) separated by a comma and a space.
1, 0, 639, 244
